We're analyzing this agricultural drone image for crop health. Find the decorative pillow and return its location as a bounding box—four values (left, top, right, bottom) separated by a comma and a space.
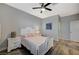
24, 33, 33, 37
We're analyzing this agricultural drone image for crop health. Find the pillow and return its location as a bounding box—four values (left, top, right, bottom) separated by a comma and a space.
32, 32, 41, 36
36, 33, 41, 36
24, 33, 33, 37
25, 33, 41, 37
19, 35, 26, 39
31, 30, 41, 36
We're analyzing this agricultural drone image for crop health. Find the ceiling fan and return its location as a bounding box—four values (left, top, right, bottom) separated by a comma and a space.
32, 3, 53, 13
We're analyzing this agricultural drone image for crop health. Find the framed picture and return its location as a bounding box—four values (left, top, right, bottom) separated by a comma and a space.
46, 23, 52, 30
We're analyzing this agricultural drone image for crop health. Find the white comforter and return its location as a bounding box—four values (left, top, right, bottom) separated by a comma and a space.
21, 36, 53, 55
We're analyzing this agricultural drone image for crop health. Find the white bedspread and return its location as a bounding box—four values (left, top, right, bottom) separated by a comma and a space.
21, 36, 53, 55
24, 36, 47, 46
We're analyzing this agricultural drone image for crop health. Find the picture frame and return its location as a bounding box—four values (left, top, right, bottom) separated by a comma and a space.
46, 23, 52, 30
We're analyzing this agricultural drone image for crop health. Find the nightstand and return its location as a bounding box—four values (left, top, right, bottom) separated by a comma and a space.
7, 37, 21, 52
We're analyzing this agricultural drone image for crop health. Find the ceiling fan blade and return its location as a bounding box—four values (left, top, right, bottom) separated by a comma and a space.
40, 11, 42, 13
52, 3, 57, 5
45, 8, 52, 11
32, 7, 41, 9
44, 3, 51, 7
41, 3, 44, 7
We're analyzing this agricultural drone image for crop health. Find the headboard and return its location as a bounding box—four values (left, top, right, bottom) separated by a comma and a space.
20, 26, 39, 36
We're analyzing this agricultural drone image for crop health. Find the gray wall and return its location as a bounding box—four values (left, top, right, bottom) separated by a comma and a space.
0, 3, 79, 51
0, 3, 42, 50
41, 14, 79, 40
60, 14, 79, 39
41, 15, 59, 40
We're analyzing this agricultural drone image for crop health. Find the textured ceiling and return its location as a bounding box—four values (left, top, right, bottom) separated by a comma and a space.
7, 3, 79, 19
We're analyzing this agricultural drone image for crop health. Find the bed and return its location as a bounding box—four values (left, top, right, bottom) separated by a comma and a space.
20, 26, 53, 55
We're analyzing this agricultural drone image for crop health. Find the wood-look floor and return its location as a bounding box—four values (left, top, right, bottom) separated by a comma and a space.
0, 46, 54, 55
53, 39, 79, 55
0, 39, 79, 55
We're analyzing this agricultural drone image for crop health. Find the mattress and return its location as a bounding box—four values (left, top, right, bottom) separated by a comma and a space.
23, 36, 48, 46
21, 36, 52, 55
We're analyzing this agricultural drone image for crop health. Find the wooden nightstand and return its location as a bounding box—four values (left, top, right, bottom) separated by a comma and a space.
7, 37, 21, 52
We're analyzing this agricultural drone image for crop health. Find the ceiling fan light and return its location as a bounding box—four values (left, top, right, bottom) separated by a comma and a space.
41, 8, 45, 11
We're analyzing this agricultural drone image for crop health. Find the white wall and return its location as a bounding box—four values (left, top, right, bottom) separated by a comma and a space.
0, 3, 79, 51
60, 14, 79, 39
41, 14, 79, 40
41, 15, 59, 40
0, 3, 42, 50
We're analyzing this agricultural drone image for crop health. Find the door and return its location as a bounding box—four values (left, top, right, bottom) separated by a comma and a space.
70, 21, 79, 41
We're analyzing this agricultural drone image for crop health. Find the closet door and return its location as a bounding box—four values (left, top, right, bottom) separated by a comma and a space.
70, 21, 79, 41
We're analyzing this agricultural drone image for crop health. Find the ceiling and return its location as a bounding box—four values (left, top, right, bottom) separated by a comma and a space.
6, 3, 79, 19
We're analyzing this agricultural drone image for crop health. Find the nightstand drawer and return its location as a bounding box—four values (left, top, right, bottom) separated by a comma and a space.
14, 42, 20, 46
13, 40, 20, 44
7, 37, 21, 52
